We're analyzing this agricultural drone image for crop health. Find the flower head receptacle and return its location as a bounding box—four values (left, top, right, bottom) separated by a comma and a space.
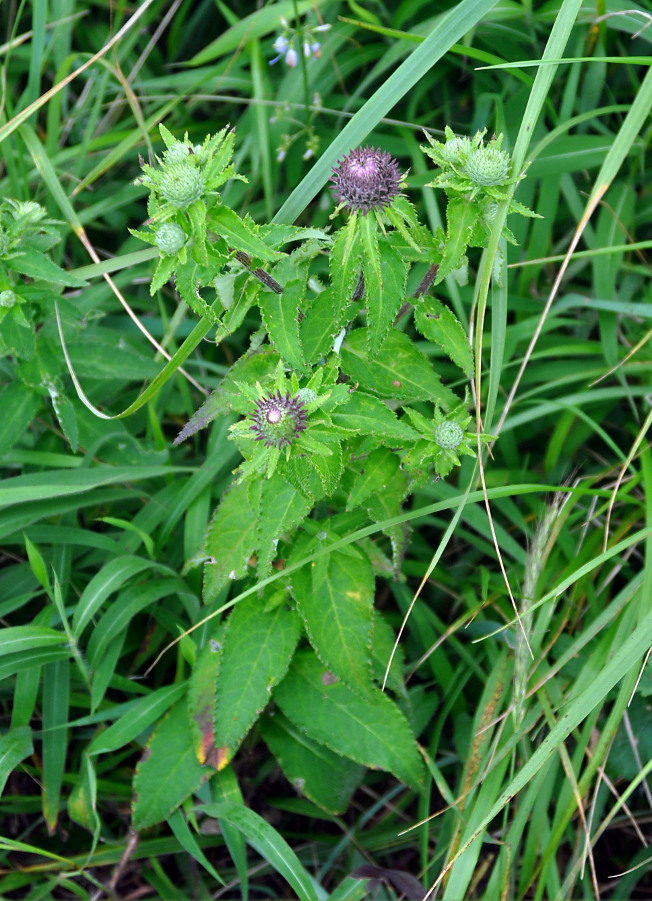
329, 146, 404, 215
249, 390, 308, 449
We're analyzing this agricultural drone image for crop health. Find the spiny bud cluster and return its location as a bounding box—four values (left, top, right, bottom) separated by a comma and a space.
422, 127, 515, 191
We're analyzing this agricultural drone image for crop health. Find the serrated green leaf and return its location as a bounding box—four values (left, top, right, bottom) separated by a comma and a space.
8, 249, 87, 286
150, 254, 176, 294
132, 700, 209, 830
48, 388, 78, 453
364, 468, 410, 576
257, 474, 310, 581
203, 479, 262, 603
274, 650, 423, 791
0, 726, 33, 796
300, 289, 337, 365
208, 205, 280, 262
309, 441, 344, 496
260, 712, 364, 814
197, 801, 319, 901
346, 448, 402, 511
330, 212, 361, 319
174, 260, 221, 322
174, 346, 279, 444
436, 195, 478, 284
213, 598, 302, 768
259, 279, 305, 370
292, 547, 374, 694
414, 295, 473, 377
188, 632, 222, 765
366, 242, 406, 356
341, 328, 457, 407
0, 384, 41, 457
332, 392, 418, 444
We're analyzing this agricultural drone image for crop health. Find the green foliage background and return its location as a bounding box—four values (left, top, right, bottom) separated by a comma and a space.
1, 1, 651, 899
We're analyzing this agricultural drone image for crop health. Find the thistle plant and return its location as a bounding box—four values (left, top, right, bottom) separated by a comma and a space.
130, 123, 535, 826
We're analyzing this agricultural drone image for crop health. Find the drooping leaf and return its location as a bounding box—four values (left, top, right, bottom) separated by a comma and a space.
341, 328, 457, 407
332, 392, 418, 445
212, 596, 302, 769
414, 295, 473, 377
132, 699, 209, 830
366, 241, 407, 356
260, 711, 365, 814
198, 801, 319, 901
0, 726, 33, 796
257, 473, 311, 581
203, 479, 262, 603
274, 650, 423, 791
292, 546, 374, 694
168, 808, 224, 884
258, 279, 305, 371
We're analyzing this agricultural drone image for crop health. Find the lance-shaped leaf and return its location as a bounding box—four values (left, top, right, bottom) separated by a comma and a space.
414, 295, 473, 378
132, 700, 209, 830
208, 205, 280, 262
435, 195, 478, 284
212, 597, 302, 769
257, 473, 311, 581
346, 448, 402, 511
188, 627, 224, 766
203, 479, 262, 604
301, 288, 346, 365
358, 212, 382, 326
292, 546, 374, 694
366, 241, 406, 356
8, 249, 88, 287
260, 711, 365, 814
258, 278, 305, 371
0, 726, 33, 797
332, 392, 418, 445
364, 465, 410, 576
330, 212, 361, 319
341, 328, 457, 407
274, 650, 424, 791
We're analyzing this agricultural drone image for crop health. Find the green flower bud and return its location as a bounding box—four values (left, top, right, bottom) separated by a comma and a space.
163, 143, 193, 165
439, 135, 469, 166
155, 222, 186, 254
464, 146, 510, 187
0, 289, 17, 308
159, 162, 205, 208
296, 387, 318, 405
434, 420, 464, 450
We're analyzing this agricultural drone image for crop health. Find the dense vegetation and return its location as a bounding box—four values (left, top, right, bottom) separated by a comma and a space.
1, 1, 651, 899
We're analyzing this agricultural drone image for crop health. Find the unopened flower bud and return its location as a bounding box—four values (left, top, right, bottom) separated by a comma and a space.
155, 222, 186, 254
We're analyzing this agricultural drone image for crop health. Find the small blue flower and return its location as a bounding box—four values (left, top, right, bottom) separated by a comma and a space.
285, 47, 298, 68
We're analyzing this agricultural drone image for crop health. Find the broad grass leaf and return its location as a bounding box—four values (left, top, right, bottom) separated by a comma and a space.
197, 801, 319, 901
258, 279, 305, 371
366, 242, 407, 356
65, 340, 161, 380
0, 626, 67, 656
260, 711, 365, 814
132, 700, 209, 831
203, 479, 262, 604
371, 612, 407, 699
0, 726, 33, 796
257, 474, 310, 581
212, 597, 302, 768
341, 328, 457, 407
168, 808, 224, 884
414, 296, 473, 378
292, 547, 374, 694
274, 650, 424, 790
42, 659, 69, 833
0, 384, 41, 457
332, 392, 418, 445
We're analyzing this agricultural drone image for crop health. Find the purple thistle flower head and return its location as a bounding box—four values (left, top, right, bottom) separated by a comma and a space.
329, 146, 404, 215
249, 390, 307, 449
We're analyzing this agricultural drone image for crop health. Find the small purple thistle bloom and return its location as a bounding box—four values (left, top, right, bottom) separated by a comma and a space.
329, 146, 404, 215
249, 390, 307, 449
